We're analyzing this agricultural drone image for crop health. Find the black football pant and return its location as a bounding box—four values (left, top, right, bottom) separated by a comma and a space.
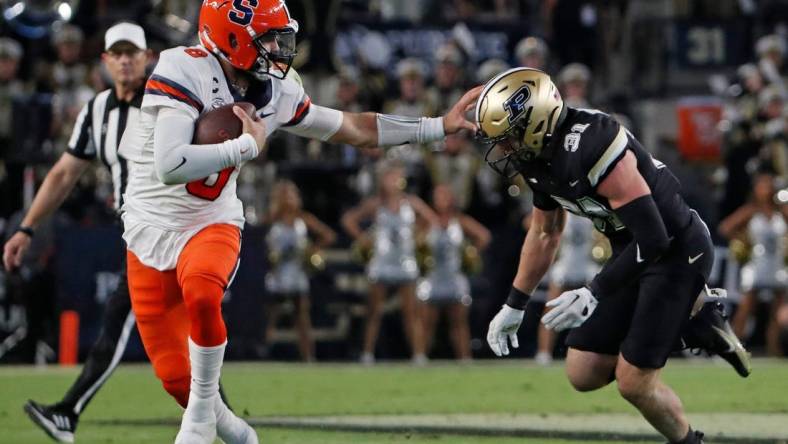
57, 257, 134, 415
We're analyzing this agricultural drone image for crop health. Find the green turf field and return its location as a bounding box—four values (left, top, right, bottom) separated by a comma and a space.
1, 359, 787, 443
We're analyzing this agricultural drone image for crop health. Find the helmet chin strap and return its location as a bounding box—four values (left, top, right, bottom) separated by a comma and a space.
537, 104, 569, 161
250, 57, 286, 81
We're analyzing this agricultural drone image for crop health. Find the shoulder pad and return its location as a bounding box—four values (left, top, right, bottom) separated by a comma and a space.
285, 68, 303, 87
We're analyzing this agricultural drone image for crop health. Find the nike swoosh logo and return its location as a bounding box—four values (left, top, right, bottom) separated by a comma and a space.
569, 180, 579, 187
165, 157, 187, 174
240, 147, 249, 154
636, 244, 644, 263
259, 112, 275, 119
688, 252, 704, 264
711, 325, 740, 353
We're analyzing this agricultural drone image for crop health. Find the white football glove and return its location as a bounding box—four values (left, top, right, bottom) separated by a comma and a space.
486, 304, 525, 357
541, 287, 598, 332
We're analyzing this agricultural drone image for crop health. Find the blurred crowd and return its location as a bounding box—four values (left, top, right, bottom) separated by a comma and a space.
713, 33, 788, 358
0, 0, 787, 364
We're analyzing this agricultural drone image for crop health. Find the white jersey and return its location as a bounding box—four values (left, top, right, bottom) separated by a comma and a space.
119, 45, 312, 270
550, 214, 597, 287
265, 218, 310, 295
741, 212, 787, 290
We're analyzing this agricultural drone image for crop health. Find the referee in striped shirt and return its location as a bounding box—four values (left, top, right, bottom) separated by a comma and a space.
2, 22, 149, 443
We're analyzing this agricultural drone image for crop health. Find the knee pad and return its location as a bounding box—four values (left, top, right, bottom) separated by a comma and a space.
182, 274, 227, 346
182, 274, 224, 311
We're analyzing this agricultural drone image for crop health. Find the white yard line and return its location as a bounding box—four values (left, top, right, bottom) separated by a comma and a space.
248, 413, 788, 442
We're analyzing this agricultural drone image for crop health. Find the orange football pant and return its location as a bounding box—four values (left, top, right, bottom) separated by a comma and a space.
127, 223, 240, 407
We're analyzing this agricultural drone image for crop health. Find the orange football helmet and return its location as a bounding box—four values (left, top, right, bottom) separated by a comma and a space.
199, 0, 299, 80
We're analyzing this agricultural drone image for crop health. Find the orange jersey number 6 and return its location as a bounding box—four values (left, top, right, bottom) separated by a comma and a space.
186, 168, 234, 201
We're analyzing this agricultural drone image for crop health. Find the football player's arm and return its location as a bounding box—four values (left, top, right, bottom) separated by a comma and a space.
152, 106, 260, 185
487, 204, 565, 356
509, 206, 566, 306
302, 212, 337, 249
3, 153, 91, 271
588, 150, 671, 298
285, 86, 482, 148
19, 153, 91, 230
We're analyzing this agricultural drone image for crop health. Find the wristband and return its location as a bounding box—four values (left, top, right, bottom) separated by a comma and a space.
417, 117, 445, 143
376, 114, 445, 146
505, 286, 531, 310
17, 226, 34, 238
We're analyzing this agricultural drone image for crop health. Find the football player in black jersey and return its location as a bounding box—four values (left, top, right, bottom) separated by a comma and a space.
479, 68, 751, 444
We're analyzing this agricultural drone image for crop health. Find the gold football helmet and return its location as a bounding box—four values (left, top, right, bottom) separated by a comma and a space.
475, 67, 565, 177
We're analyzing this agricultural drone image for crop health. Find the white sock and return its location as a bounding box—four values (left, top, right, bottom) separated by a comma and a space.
186, 338, 226, 422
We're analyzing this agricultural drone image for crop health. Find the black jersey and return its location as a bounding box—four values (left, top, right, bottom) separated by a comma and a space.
515, 108, 693, 248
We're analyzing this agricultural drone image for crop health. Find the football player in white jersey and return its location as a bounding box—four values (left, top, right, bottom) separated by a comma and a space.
117, 1, 481, 442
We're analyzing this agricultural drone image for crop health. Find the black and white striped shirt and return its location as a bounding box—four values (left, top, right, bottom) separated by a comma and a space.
66, 86, 143, 211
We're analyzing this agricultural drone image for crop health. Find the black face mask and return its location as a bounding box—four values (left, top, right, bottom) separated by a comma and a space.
478, 124, 533, 179
484, 144, 535, 178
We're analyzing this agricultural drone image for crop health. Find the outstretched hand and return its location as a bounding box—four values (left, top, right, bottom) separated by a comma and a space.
442, 85, 483, 135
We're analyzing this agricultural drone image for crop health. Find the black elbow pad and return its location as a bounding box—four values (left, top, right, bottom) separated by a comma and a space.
616, 195, 670, 261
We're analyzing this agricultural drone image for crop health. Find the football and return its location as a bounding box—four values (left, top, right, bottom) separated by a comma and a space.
192, 102, 256, 144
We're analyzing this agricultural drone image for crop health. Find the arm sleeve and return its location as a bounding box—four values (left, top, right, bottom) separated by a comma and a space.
281, 104, 344, 141
153, 107, 259, 185
66, 100, 96, 160
588, 195, 671, 298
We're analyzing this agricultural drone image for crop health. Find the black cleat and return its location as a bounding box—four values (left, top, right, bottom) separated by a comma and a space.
667, 430, 705, 444
683, 301, 752, 377
24, 400, 77, 443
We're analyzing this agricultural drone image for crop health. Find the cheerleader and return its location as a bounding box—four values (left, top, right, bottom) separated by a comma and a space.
418, 184, 490, 360
264, 180, 336, 362
342, 160, 438, 364
719, 170, 788, 356
536, 213, 598, 365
